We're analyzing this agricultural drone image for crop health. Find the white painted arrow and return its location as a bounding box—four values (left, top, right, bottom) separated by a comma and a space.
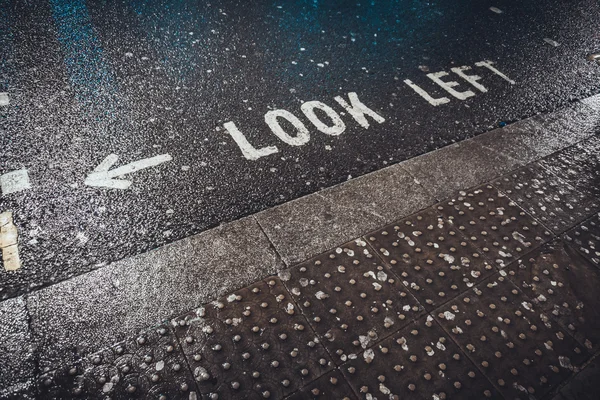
84, 153, 173, 189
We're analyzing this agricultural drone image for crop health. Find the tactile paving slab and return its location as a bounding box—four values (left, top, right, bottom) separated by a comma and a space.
281, 240, 424, 365
284, 370, 357, 400
340, 315, 501, 400
493, 163, 600, 234
438, 184, 553, 268
366, 207, 495, 311
563, 212, 600, 268
172, 277, 334, 399
435, 273, 589, 399
540, 135, 600, 198
507, 241, 600, 353
38, 324, 198, 399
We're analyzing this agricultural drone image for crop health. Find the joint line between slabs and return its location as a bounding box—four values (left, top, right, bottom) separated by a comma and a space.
168, 323, 204, 397
427, 271, 509, 398
253, 215, 290, 269
562, 216, 600, 270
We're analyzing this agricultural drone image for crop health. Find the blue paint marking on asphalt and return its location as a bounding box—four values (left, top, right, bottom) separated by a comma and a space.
50, 0, 116, 118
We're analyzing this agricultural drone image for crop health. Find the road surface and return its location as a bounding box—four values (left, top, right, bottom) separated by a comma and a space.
1, 0, 599, 299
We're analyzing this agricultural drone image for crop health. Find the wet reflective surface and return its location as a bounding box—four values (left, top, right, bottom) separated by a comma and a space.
1, 2, 600, 398
1, 0, 599, 298
17, 176, 600, 399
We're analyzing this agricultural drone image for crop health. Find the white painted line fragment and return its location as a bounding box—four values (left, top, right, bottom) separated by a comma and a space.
1, 169, 32, 196
223, 122, 280, 160
301, 100, 346, 136
427, 71, 476, 100
404, 79, 450, 106
489, 7, 503, 14
0, 92, 9, 106
223, 92, 384, 160
333, 92, 386, 129
85, 153, 173, 189
0, 211, 21, 271
265, 109, 311, 146
450, 66, 488, 93
474, 60, 516, 84
544, 38, 560, 47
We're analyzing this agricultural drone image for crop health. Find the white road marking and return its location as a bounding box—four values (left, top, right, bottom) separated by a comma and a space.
94, 153, 119, 172
225, 61, 514, 158
543, 38, 560, 47
225, 92, 384, 160
407, 60, 513, 104
403, 79, 451, 106
1, 169, 32, 196
427, 71, 476, 100
451, 66, 488, 93
265, 109, 311, 146
223, 122, 280, 160
301, 100, 346, 136
334, 92, 386, 129
0, 211, 20, 271
84, 153, 172, 189
489, 7, 503, 14
0, 92, 9, 106
475, 60, 516, 84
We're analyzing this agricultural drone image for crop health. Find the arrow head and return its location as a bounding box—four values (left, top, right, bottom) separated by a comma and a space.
84, 153, 172, 190
85, 154, 132, 189
93, 154, 119, 173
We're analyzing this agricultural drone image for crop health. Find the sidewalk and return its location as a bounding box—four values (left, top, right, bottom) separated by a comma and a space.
2, 96, 600, 399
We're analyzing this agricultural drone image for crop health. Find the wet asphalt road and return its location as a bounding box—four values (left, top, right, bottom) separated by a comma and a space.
0, 0, 599, 300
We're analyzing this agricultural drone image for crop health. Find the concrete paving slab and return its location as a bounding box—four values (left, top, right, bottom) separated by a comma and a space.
506, 240, 600, 353
0, 296, 36, 399
256, 165, 434, 266
171, 277, 334, 399
438, 185, 553, 268
493, 163, 600, 235
401, 139, 522, 201
531, 101, 600, 147
280, 239, 424, 365
540, 135, 600, 199
474, 120, 555, 167
476, 101, 599, 169
340, 314, 501, 399
563, 212, 600, 268
27, 216, 283, 370
366, 207, 495, 311
435, 273, 589, 400
475, 119, 567, 167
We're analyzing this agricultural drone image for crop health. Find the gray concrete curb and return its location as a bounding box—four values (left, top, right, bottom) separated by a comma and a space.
10, 94, 600, 385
